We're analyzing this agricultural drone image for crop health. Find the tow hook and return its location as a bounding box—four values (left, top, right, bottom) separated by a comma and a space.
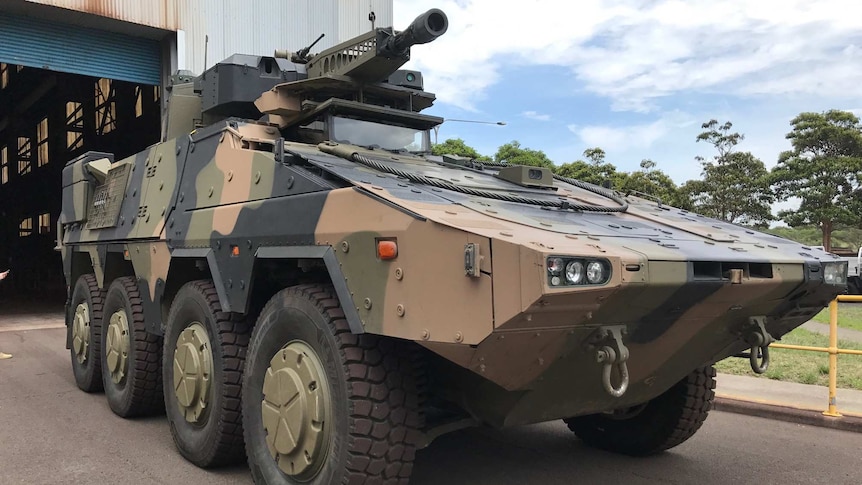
591, 326, 630, 398
736, 316, 773, 374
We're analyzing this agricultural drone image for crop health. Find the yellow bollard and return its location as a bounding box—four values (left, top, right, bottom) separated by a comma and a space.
823, 298, 842, 417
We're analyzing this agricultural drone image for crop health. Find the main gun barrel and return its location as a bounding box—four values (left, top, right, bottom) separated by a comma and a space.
382, 9, 448, 56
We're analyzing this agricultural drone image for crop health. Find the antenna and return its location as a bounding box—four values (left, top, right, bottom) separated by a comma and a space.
203, 34, 209, 75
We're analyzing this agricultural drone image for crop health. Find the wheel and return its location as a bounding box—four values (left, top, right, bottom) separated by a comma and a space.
163, 280, 250, 467
69, 274, 105, 392
242, 284, 424, 484
101, 276, 164, 417
564, 365, 716, 456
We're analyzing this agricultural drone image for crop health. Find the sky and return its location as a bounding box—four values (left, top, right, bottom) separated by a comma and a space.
392, 0, 862, 191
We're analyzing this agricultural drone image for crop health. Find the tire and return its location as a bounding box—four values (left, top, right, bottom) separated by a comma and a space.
243, 284, 424, 485
163, 280, 250, 467
69, 274, 105, 392
565, 365, 716, 456
101, 276, 164, 417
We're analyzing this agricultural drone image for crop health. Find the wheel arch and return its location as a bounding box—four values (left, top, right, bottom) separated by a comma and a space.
161, 250, 215, 330
103, 248, 135, 288
65, 244, 130, 334
66, 244, 133, 292
67, 250, 94, 293
169, 246, 364, 334
253, 246, 364, 334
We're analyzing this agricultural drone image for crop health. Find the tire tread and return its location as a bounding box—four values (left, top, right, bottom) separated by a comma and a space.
247, 284, 424, 484
105, 276, 163, 417
70, 274, 105, 392
565, 365, 716, 456
167, 279, 250, 466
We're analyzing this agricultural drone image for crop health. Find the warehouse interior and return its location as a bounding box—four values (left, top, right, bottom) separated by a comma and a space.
0, 2, 167, 304
0, 66, 161, 302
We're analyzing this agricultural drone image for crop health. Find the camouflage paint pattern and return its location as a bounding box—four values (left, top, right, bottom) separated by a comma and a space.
58, 18, 845, 427
59, 118, 845, 425
314, 188, 494, 344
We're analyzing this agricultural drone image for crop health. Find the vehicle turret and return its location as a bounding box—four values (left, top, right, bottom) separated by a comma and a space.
304, 8, 447, 83
161, 11, 447, 139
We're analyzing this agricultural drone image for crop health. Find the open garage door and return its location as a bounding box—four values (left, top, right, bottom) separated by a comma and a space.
0, 11, 164, 306
0, 12, 161, 86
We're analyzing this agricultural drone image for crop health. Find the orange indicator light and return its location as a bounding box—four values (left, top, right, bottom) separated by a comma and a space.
377, 240, 398, 260
230, 245, 240, 257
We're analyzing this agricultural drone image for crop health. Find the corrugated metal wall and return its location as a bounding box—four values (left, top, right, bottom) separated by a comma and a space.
185, 0, 394, 76
26, 0, 394, 76
0, 12, 161, 84
23, 0, 180, 30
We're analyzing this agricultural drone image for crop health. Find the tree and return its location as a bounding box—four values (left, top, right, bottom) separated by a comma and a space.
555, 149, 690, 208
555, 147, 619, 186
767, 225, 862, 251
685, 120, 774, 225
771, 110, 862, 251
618, 159, 692, 210
431, 138, 490, 160
583, 147, 607, 165
556, 160, 615, 185
493, 141, 554, 169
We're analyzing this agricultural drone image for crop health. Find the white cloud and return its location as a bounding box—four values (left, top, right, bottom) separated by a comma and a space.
394, 0, 862, 111
568, 110, 695, 151
522, 110, 550, 121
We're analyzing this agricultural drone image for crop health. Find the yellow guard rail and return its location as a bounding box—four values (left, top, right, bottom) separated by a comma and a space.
771, 295, 862, 417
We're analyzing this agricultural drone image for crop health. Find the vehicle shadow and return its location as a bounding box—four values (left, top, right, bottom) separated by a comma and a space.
411, 422, 694, 485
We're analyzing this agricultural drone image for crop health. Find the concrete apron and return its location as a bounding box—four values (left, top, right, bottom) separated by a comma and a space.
0, 311, 66, 359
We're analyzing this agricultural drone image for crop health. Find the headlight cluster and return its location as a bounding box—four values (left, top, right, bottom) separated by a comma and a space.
823, 261, 848, 285
547, 256, 612, 287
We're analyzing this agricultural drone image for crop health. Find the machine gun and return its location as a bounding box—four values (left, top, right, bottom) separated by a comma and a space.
305, 8, 448, 83
274, 33, 325, 64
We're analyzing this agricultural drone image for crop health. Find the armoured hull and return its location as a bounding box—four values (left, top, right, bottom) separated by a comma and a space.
61, 120, 843, 427
56, 9, 848, 478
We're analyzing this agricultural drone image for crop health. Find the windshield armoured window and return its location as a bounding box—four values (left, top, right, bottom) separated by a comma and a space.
330, 116, 429, 152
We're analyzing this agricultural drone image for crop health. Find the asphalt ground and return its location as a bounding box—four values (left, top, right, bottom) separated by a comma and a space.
1, 324, 861, 484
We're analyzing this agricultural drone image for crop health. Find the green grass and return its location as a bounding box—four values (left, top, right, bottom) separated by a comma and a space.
811, 302, 862, 333
714, 328, 862, 390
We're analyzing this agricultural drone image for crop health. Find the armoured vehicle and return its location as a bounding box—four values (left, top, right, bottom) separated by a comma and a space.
814, 246, 862, 294
59, 8, 847, 484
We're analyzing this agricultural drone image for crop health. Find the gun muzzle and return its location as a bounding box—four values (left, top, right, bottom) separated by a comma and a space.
385, 8, 448, 54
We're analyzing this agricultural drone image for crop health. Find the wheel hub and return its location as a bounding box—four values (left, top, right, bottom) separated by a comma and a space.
105, 309, 130, 384
71, 303, 90, 364
261, 341, 331, 479
172, 322, 213, 423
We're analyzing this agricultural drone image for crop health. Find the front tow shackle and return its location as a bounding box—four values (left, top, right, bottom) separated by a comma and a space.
591, 326, 630, 398
735, 316, 774, 374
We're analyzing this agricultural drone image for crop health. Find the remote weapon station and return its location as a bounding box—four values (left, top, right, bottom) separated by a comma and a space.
59, 8, 846, 484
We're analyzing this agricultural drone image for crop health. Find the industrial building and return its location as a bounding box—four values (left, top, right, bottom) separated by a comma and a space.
0, 0, 392, 302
